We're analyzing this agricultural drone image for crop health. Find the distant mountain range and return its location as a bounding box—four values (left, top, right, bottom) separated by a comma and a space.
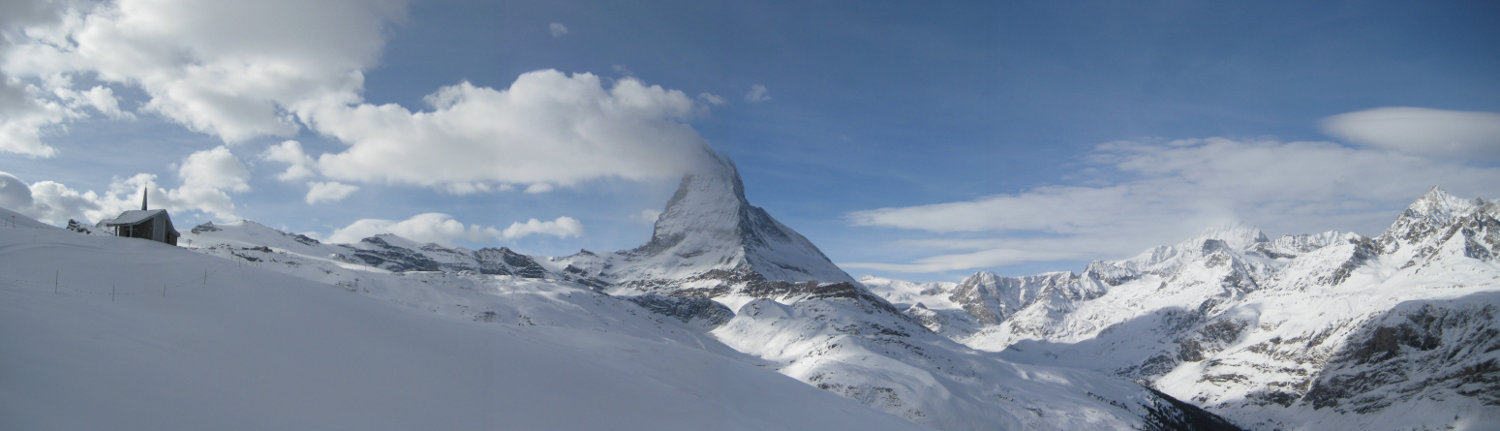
866, 186, 1500, 430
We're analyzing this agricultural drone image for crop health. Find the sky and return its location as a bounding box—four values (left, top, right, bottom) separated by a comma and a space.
1, 0, 1498, 282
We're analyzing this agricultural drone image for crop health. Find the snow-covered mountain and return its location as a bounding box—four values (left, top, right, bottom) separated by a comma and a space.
0, 207, 926, 431
556, 152, 856, 303
150, 152, 1239, 430
870, 187, 1500, 430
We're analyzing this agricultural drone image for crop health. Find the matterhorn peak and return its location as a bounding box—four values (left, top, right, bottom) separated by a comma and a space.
641, 151, 752, 252
608, 151, 855, 288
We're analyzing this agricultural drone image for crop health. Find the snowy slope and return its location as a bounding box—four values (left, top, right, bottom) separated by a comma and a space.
0, 207, 927, 431
869, 188, 1500, 430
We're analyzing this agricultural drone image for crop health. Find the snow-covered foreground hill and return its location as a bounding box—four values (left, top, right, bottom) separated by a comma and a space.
868, 188, 1500, 430
0, 208, 927, 431
3, 153, 1250, 430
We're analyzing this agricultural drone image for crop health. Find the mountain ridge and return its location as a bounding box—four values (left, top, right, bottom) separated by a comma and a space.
866, 188, 1500, 430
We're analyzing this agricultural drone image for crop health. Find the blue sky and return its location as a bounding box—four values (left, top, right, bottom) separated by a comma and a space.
2, 0, 1498, 281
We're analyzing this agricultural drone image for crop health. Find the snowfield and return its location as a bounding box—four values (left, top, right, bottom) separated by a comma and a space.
0, 207, 925, 431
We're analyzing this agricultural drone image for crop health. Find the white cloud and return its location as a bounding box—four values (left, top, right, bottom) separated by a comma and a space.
308, 70, 715, 192
524, 183, 554, 194
502, 216, 583, 239
0, 0, 409, 149
78, 85, 130, 119
0, 171, 35, 210
159, 145, 251, 220
305, 181, 358, 204
549, 22, 568, 38
1321, 107, 1500, 161
698, 92, 726, 106
4, 4, 718, 200
848, 135, 1500, 273
4, 171, 151, 225
262, 140, 318, 181
637, 209, 662, 224
0, 73, 71, 157
2, 147, 253, 224
327, 212, 500, 246
744, 84, 771, 103
26, 179, 104, 223
177, 146, 251, 193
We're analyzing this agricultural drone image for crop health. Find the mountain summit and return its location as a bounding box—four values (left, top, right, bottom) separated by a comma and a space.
567, 152, 855, 295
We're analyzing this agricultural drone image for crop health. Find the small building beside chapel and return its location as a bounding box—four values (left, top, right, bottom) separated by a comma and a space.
101, 189, 179, 246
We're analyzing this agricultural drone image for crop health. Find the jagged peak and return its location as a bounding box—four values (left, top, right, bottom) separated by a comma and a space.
643, 151, 750, 251
1402, 186, 1477, 221
613, 151, 854, 285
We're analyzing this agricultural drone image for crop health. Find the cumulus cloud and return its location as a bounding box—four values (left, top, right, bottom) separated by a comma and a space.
305, 181, 358, 204
549, 22, 568, 38
0, 0, 409, 151
1321, 107, 1500, 162
262, 140, 318, 181
0, 171, 35, 210
327, 212, 501, 246
744, 84, 771, 103
308, 70, 715, 192
326, 213, 584, 246
847, 136, 1500, 273
0, 74, 71, 157
502, 216, 583, 239
164, 146, 251, 219
5, 3, 717, 201
0, 147, 252, 224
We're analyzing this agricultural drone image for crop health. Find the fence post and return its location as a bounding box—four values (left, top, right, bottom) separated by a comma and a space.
112, 284, 116, 302
54, 270, 59, 295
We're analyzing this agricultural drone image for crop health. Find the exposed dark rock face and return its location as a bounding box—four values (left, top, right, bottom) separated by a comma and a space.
1304, 293, 1500, 412
190, 222, 222, 234
1141, 388, 1246, 431
626, 294, 734, 327
350, 236, 443, 272
66, 219, 93, 234
474, 247, 548, 277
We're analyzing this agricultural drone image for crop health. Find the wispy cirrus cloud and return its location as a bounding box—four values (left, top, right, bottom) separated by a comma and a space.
744, 84, 771, 103
846, 123, 1500, 273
